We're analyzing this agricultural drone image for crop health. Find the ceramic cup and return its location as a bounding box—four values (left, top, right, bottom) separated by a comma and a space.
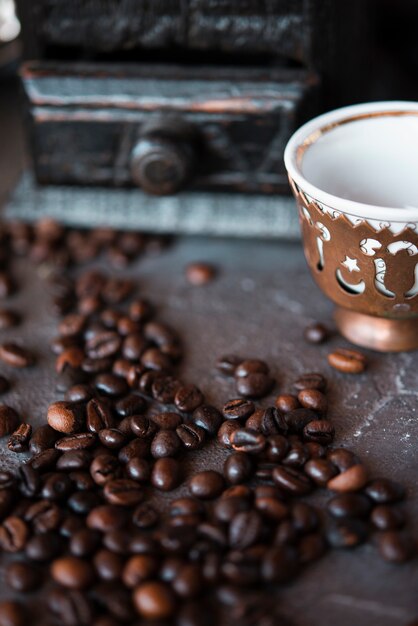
284, 101, 418, 352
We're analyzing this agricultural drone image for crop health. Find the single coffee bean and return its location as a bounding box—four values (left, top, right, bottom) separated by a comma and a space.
7, 423, 32, 452
375, 531, 414, 562
223, 452, 253, 485
244, 408, 265, 432
133, 581, 177, 620
151, 458, 182, 491
99, 428, 127, 450
327, 448, 359, 472
235, 372, 274, 398
174, 384, 204, 412
118, 438, 150, 463
265, 434, 290, 462
293, 372, 326, 392
272, 466, 312, 495
222, 399, 255, 420
24, 499, 61, 533
326, 518, 369, 548
90, 454, 121, 486
122, 554, 159, 588
56, 450, 91, 471
126, 457, 151, 483
0, 517, 29, 552
303, 419, 335, 444
217, 420, 241, 449
189, 471, 225, 499
216, 355, 242, 377
275, 394, 300, 412
141, 348, 172, 371
42, 473, 73, 501
25, 532, 64, 562
327, 493, 372, 518
56, 347, 84, 373
151, 430, 182, 458
18, 464, 41, 497
185, 262, 216, 286
298, 389, 328, 413
172, 563, 203, 598
5, 562, 40, 592
68, 493, 99, 518
55, 432, 96, 451
328, 348, 367, 374
364, 478, 405, 504
0, 405, 19, 437
133, 503, 159, 529
0, 601, 25, 626
104, 479, 144, 506
150, 375, 180, 403
29, 424, 59, 453
304, 322, 329, 344
284, 408, 317, 433
70, 528, 101, 557
47, 401, 85, 434
230, 429, 266, 454
65, 384, 93, 402
115, 394, 146, 417
371, 505, 405, 530
192, 405, 222, 436
304, 458, 338, 486
0, 343, 34, 368
86, 331, 121, 359
87, 505, 127, 532
327, 464, 368, 493
255, 497, 288, 522
82, 357, 113, 375
86, 398, 115, 433
229, 510, 262, 549
59, 313, 86, 337
130, 415, 156, 439
213, 497, 250, 523
176, 423, 206, 449
235, 359, 269, 378
51, 556, 95, 589
150, 411, 182, 430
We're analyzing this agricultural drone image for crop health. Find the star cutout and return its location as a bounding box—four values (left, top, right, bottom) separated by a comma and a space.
341, 256, 360, 272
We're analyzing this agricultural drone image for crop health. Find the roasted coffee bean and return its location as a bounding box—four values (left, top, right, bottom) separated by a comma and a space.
0, 517, 29, 552
255, 497, 288, 522
304, 322, 329, 344
327, 464, 368, 493
293, 373, 326, 392
272, 466, 312, 495
326, 518, 368, 548
304, 458, 338, 486
68, 491, 102, 515
56, 450, 91, 471
86, 331, 121, 359
214, 497, 250, 524
151, 430, 182, 458
56, 347, 84, 373
82, 357, 113, 375
229, 510, 262, 549
70, 528, 101, 557
298, 389, 327, 413
60, 515, 85, 540
192, 405, 222, 436
122, 333, 148, 361
265, 434, 290, 462
223, 452, 253, 485
282, 439, 309, 468
0, 343, 34, 368
133, 503, 159, 529
103, 479, 144, 506
141, 348, 172, 371
25, 532, 64, 561
7, 423, 32, 452
118, 438, 150, 463
375, 531, 414, 562
115, 394, 146, 417
245, 408, 265, 432
303, 419, 335, 444
262, 545, 299, 583
371, 505, 405, 530
0, 309, 20, 330
55, 432, 96, 451
87, 505, 127, 532
235, 372, 274, 398
59, 313, 86, 337
126, 457, 151, 483
327, 448, 358, 472
291, 502, 318, 534
305, 441, 326, 459
0, 375, 10, 394
95, 374, 129, 397
102, 529, 130, 554
129, 298, 152, 322
189, 471, 225, 499
103, 548, 131, 579
364, 478, 405, 504
223, 399, 255, 421
5, 562, 40, 592
99, 428, 127, 449
150, 375, 179, 403
102, 277, 134, 303
112, 357, 132, 378
42, 473, 73, 501
0, 405, 19, 437
149, 457, 181, 492
261, 406, 286, 435
133, 581, 177, 620
327, 494, 372, 518
216, 354, 242, 377
0, 601, 25, 626
56, 365, 88, 392
174, 384, 204, 412
284, 408, 317, 433
275, 394, 300, 412
86, 398, 115, 433
65, 384, 93, 402
328, 348, 367, 374
29, 424, 59, 454
47, 401, 85, 434
172, 563, 203, 599
150, 411, 182, 430
130, 415, 156, 439
51, 556, 95, 589
170, 498, 204, 518
235, 359, 269, 378
230, 429, 266, 454
24, 499, 61, 533
217, 420, 241, 449
176, 423, 206, 449
18, 464, 41, 497
122, 554, 159, 588
90, 454, 121, 486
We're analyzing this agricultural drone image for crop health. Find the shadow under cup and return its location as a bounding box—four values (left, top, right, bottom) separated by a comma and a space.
284, 101, 418, 352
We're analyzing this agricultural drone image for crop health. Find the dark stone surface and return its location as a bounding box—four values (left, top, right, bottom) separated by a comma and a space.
0, 79, 417, 626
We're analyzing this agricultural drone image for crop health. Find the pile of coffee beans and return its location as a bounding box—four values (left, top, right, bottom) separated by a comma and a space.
0, 219, 415, 626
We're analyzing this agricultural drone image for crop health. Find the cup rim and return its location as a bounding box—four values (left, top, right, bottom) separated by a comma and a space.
284, 101, 418, 223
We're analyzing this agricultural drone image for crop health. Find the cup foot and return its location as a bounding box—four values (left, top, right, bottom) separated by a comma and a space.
334, 307, 418, 352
